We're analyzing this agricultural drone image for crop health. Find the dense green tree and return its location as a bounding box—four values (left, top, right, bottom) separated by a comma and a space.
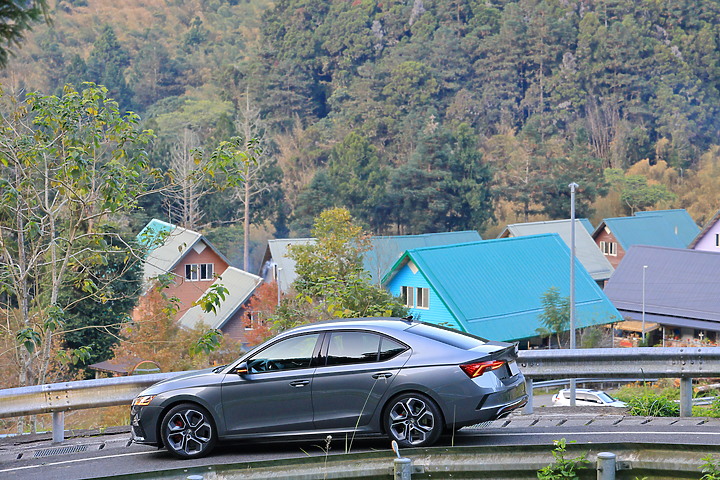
290, 171, 337, 236
326, 131, 388, 232
86, 25, 134, 110
604, 168, 676, 214
385, 122, 493, 233
130, 41, 185, 110
274, 208, 407, 330
0, 0, 49, 67
61, 232, 143, 374
0, 84, 155, 387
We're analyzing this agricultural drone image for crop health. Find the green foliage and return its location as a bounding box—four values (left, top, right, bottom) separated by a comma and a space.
536, 287, 570, 348
0, 0, 49, 67
0, 83, 157, 385
190, 329, 224, 356
193, 284, 230, 315
61, 230, 143, 372
289, 208, 370, 293
16, 328, 42, 354
56, 346, 92, 366
85, 25, 133, 110
701, 455, 720, 480
614, 385, 680, 417
537, 439, 590, 480
274, 208, 408, 331
604, 168, 676, 214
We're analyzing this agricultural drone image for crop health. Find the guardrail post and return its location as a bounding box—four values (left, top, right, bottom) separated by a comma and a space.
680, 377, 693, 417
524, 378, 534, 414
52, 411, 65, 443
596, 452, 616, 480
394, 457, 412, 479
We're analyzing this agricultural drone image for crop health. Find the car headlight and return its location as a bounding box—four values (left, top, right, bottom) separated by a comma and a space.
132, 395, 156, 406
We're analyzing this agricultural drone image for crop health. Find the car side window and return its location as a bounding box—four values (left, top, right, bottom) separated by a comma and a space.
247, 333, 320, 373
379, 337, 408, 361
326, 332, 381, 366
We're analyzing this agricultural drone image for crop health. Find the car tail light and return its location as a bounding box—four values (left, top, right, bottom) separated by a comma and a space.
460, 360, 506, 378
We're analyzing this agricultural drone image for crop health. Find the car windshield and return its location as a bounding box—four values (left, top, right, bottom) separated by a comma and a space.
596, 392, 616, 402
407, 323, 487, 349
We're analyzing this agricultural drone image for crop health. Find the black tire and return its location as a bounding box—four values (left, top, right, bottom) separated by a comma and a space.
383, 393, 443, 448
160, 403, 217, 459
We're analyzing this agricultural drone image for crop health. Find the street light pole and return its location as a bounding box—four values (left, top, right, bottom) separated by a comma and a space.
642, 265, 647, 344
569, 182, 578, 407
274, 264, 282, 306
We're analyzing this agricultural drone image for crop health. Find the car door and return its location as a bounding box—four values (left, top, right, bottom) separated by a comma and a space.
311, 330, 410, 429
221, 333, 321, 435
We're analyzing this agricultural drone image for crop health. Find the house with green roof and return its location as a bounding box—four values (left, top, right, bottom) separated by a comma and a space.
634, 209, 699, 245
259, 231, 482, 292
593, 209, 699, 269
382, 234, 621, 344
498, 219, 613, 286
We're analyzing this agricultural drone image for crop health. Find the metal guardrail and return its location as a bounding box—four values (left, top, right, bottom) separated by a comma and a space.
517, 347, 720, 379
2, 347, 720, 444
518, 347, 720, 417
0, 372, 184, 443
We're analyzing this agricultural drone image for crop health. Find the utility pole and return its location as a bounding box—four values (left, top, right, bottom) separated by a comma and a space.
569, 182, 578, 407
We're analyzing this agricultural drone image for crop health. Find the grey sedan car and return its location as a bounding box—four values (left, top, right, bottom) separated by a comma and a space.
130, 317, 527, 459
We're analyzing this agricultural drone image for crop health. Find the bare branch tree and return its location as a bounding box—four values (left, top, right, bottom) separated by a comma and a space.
163, 127, 206, 230
234, 91, 277, 271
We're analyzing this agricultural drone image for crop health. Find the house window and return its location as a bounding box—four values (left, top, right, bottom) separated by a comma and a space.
716, 234, 719, 247
200, 263, 213, 280
185, 264, 198, 281
244, 313, 254, 330
416, 288, 429, 309
185, 263, 214, 281
401, 286, 415, 307
599, 241, 617, 256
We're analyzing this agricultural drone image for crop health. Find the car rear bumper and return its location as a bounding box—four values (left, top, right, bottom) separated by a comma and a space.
445, 374, 528, 428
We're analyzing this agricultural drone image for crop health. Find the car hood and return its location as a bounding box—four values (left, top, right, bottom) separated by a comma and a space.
140, 367, 219, 395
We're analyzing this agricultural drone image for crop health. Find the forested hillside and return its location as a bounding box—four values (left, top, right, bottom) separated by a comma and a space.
5, 0, 720, 267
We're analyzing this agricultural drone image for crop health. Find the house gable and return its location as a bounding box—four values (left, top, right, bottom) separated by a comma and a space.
385, 259, 464, 331
592, 222, 624, 269
690, 209, 720, 251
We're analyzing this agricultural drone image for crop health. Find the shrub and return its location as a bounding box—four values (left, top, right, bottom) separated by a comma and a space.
700, 455, 720, 480
623, 392, 679, 417
537, 439, 590, 480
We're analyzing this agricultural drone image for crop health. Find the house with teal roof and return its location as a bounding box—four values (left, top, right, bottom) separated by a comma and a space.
259, 231, 482, 292
634, 209, 699, 245
382, 234, 621, 344
593, 209, 699, 269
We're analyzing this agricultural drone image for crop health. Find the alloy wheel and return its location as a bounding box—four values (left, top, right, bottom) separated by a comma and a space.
388, 396, 436, 446
163, 405, 215, 458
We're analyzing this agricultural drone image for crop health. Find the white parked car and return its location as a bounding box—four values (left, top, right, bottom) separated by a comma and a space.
552, 388, 627, 408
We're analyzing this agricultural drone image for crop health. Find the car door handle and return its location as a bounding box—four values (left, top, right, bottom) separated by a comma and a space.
289, 380, 310, 388
372, 372, 393, 379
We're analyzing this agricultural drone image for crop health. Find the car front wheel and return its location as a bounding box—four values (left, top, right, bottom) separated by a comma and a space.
384, 393, 442, 448
161, 403, 217, 459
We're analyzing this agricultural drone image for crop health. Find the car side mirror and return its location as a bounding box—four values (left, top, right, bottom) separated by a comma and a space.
233, 362, 249, 376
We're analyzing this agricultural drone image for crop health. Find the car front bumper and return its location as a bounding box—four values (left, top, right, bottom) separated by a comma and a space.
130, 404, 164, 446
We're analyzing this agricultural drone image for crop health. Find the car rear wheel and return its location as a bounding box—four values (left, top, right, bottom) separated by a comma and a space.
161, 403, 217, 459
384, 393, 442, 448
